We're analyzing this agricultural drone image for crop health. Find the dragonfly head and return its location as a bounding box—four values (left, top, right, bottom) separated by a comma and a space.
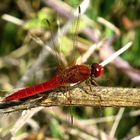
91, 63, 104, 78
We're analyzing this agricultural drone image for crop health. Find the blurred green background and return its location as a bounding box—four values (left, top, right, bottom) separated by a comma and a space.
0, 0, 140, 139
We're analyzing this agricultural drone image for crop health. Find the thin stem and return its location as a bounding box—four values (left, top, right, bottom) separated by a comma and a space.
1, 86, 140, 112
39, 86, 140, 107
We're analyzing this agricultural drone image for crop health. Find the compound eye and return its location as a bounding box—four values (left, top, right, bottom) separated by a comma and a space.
91, 63, 104, 77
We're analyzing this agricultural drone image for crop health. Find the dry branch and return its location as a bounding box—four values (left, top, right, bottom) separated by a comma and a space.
1, 85, 140, 113
39, 86, 140, 107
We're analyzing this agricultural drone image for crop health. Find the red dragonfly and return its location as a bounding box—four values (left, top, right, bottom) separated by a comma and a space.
2, 63, 104, 102
2, 6, 104, 102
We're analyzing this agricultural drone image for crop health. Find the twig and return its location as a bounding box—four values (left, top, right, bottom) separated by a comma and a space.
1, 85, 139, 139
97, 17, 121, 36
100, 42, 132, 67
1, 85, 140, 113
109, 108, 124, 137
37, 86, 140, 107
100, 38, 140, 85
10, 107, 43, 136
76, 40, 104, 64
1, 14, 24, 26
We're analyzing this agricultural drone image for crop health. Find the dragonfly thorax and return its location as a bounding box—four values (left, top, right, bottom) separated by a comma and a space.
61, 65, 91, 84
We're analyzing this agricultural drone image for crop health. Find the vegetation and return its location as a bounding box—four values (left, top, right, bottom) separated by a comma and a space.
0, 0, 140, 139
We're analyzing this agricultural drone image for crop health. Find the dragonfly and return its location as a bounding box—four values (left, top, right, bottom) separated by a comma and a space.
2, 6, 104, 102
1, 5, 132, 103
2, 64, 103, 102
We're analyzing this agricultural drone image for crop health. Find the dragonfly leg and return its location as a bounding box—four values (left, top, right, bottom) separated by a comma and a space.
90, 79, 98, 86
85, 78, 102, 104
